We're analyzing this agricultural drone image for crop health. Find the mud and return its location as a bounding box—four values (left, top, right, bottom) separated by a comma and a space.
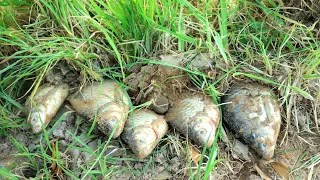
125, 55, 191, 114
282, 0, 320, 26
281, 0, 320, 39
1, 52, 320, 179
45, 62, 81, 88
1, 101, 319, 179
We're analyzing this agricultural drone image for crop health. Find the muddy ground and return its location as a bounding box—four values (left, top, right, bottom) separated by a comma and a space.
1, 52, 319, 180
282, 0, 320, 28
1, 1, 320, 179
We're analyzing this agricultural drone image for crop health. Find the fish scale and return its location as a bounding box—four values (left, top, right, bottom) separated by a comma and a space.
180, 98, 205, 118
125, 111, 157, 130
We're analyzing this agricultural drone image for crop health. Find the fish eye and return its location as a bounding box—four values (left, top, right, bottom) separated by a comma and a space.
31, 117, 37, 122
263, 144, 266, 147
139, 139, 144, 143
199, 128, 207, 135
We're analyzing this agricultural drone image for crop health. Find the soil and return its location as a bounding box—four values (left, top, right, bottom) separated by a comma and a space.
124, 55, 191, 114
1, 51, 319, 180
282, 0, 320, 26
281, 0, 320, 39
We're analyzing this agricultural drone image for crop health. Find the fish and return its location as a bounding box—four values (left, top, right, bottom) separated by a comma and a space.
68, 80, 130, 138
165, 94, 220, 147
222, 83, 281, 159
25, 83, 69, 134
121, 109, 168, 158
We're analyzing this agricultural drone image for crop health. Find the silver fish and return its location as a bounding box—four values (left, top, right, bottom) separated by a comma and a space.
165, 94, 220, 147
25, 83, 69, 134
68, 80, 130, 138
121, 109, 168, 158
222, 83, 281, 159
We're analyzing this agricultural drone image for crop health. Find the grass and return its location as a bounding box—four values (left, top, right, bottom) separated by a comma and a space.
0, 0, 320, 179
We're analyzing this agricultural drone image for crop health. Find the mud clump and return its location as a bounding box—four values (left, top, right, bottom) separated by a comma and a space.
45, 62, 81, 87
125, 65, 172, 114
125, 55, 191, 115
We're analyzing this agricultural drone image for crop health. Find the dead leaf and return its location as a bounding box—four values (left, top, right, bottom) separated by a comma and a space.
253, 164, 271, 180
271, 161, 290, 180
188, 142, 201, 165
51, 141, 57, 171
51, 141, 63, 178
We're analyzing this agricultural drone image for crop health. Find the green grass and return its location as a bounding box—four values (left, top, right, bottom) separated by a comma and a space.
0, 0, 320, 179
293, 152, 320, 172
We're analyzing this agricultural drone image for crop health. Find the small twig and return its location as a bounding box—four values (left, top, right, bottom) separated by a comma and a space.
0, 54, 15, 65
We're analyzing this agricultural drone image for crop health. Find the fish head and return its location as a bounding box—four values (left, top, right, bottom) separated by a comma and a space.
130, 126, 157, 158
252, 126, 277, 160
98, 104, 128, 138
190, 116, 216, 147
28, 105, 47, 134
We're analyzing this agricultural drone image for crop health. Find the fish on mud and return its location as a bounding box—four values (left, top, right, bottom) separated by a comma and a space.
25, 83, 69, 134
222, 83, 281, 159
68, 80, 130, 138
165, 94, 220, 147
121, 109, 168, 158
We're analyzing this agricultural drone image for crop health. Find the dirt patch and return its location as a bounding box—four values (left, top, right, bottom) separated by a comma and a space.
282, 0, 320, 26
215, 128, 320, 179
125, 55, 191, 114
1, 53, 320, 179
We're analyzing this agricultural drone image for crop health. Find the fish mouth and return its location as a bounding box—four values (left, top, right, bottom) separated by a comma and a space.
190, 120, 216, 147
251, 127, 275, 159
97, 105, 128, 138
29, 111, 46, 134
98, 116, 124, 138
130, 126, 158, 158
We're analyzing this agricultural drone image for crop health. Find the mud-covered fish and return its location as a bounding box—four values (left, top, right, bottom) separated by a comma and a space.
222, 83, 281, 159
165, 94, 220, 147
25, 83, 69, 134
68, 80, 130, 138
121, 109, 168, 158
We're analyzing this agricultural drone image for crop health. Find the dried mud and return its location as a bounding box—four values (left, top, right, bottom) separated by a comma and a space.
282, 0, 320, 26
1, 51, 319, 179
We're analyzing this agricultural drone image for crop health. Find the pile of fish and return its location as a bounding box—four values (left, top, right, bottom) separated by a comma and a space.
25, 80, 281, 160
